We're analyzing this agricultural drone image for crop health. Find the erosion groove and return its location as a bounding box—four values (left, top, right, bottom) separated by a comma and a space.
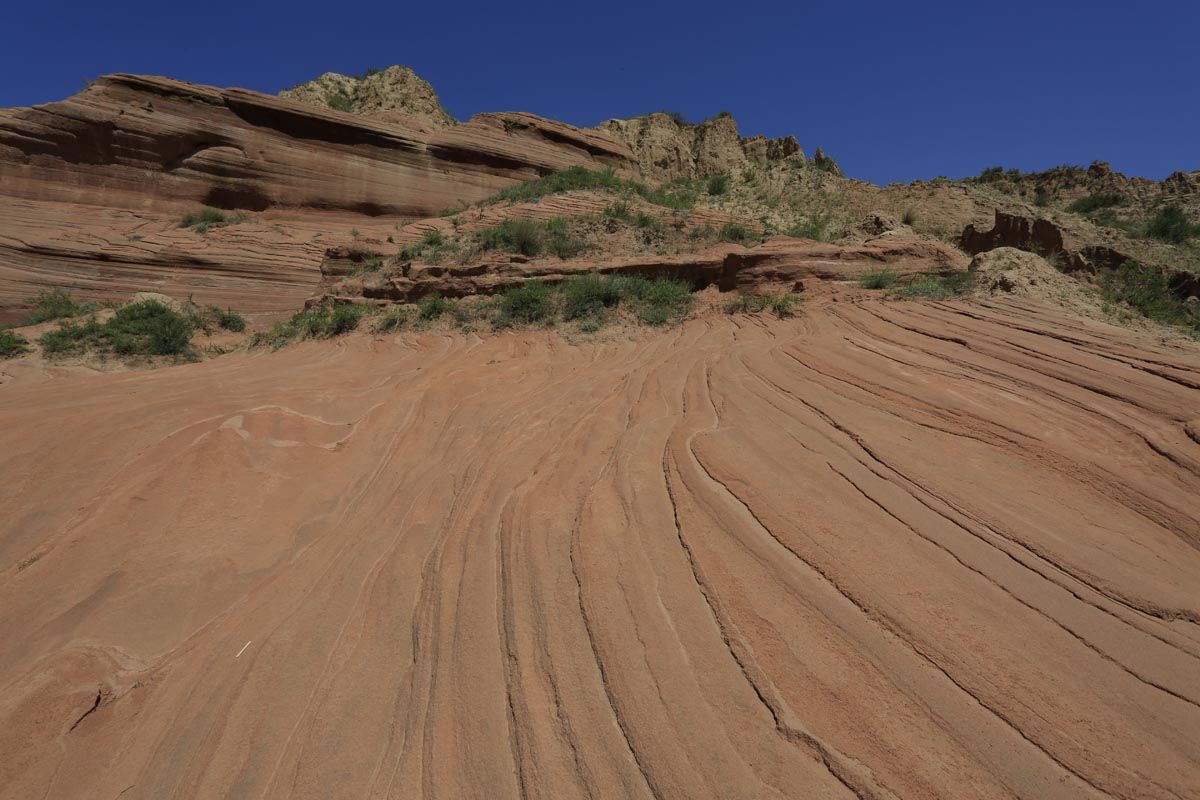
1, 294, 1199, 799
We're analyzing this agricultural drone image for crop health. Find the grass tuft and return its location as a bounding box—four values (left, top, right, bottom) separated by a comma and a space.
1145, 205, 1200, 244
23, 290, 100, 325
250, 303, 370, 349
724, 293, 803, 317
891, 272, 973, 300
180, 208, 246, 234
1066, 193, 1126, 214
858, 269, 899, 289
706, 174, 730, 196
1, 329, 31, 358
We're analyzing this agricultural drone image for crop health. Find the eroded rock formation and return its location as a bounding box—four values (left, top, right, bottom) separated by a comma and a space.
596, 112, 801, 181
960, 210, 1130, 273
0, 74, 636, 217
279, 66, 458, 129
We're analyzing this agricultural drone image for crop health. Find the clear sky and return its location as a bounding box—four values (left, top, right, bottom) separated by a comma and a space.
5, 0, 1197, 185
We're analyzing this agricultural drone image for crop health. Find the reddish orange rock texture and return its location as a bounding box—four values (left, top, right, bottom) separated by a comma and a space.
1, 70, 1199, 800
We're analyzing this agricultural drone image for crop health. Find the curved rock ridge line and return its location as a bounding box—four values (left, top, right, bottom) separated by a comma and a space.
2, 290, 1198, 798
0, 74, 637, 217
323, 234, 966, 305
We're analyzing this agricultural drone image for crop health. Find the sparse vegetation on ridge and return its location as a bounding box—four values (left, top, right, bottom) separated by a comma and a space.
1067, 193, 1126, 214
475, 218, 587, 259
22, 289, 103, 325
1098, 263, 1200, 335
250, 302, 371, 349
1145, 205, 1200, 244
724, 293, 802, 317
890, 272, 974, 300
480, 166, 697, 212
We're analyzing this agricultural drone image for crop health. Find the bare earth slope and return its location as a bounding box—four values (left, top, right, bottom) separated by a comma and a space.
3, 289, 1199, 799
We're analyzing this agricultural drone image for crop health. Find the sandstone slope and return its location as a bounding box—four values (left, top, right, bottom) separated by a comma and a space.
2, 286, 1199, 798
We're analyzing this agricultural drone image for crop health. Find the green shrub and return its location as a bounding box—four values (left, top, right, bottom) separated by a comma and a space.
542, 218, 587, 259
706, 174, 730, 196
421, 229, 445, 247
717, 222, 754, 244
892, 272, 973, 300
1098, 263, 1199, 334
1033, 190, 1052, 208
1145, 205, 1200, 244
418, 295, 455, 320
327, 89, 354, 112
478, 218, 543, 256
23, 289, 98, 324
251, 302, 370, 348
557, 274, 693, 326
146, 311, 193, 354
902, 209, 917, 225
39, 300, 196, 357
375, 306, 412, 332
180, 208, 246, 233
1067, 193, 1126, 214
634, 212, 658, 228
560, 274, 625, 319
208, 306, 247, 332
603, 202, 631, 221
489, 166, 626, 204
497, 282, 554, 326
0, 330, 30, 358
579, 319, 602, 333
859, 269, 899, 289
975, 166, 1005, 183
625, 277, 694, 325
724, 293, 802, 317
788, 212, 833, 241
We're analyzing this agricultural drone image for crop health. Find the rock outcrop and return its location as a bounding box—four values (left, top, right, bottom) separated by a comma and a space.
596, 113, 801, 181
960, 210, 1130, 273
279, 66, 458, 129
720, 235, 967, 291
0, 74, 637, 217
318, 234, 966, 305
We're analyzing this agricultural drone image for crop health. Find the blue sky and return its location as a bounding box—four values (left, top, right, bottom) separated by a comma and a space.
4, 0, 1197, 185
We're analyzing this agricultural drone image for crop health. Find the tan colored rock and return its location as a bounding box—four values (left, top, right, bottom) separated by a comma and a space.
596, 113, 802, 182
722, 234, 967, 290
280, 66, 457, 128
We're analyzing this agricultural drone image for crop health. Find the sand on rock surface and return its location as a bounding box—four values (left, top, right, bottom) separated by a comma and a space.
2, 289, 1200, 799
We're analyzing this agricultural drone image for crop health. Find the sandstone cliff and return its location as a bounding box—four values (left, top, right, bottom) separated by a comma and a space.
0, 74, 636, 217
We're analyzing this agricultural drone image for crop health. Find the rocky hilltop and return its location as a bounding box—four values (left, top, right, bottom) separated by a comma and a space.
596, 112, 802, 181
280, 65, 458, 130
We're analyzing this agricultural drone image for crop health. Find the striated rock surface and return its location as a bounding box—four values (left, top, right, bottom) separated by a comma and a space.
721, 234, 967, 290
3, 294, 1199, 798
596, 112, 802, 181
0, 74, 637, 217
